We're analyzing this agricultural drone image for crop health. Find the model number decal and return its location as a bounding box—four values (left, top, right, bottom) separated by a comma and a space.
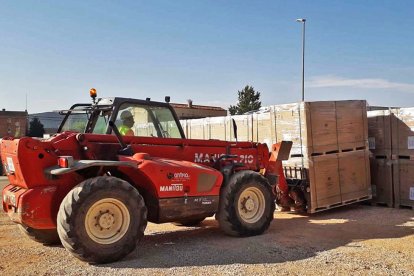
193, 197, 214, 205
239, 155, 254, 164
160, 183, 183, 192
194, 153, 254, 164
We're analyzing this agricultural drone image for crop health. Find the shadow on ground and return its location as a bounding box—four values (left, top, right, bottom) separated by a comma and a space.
101, 205, 414, 269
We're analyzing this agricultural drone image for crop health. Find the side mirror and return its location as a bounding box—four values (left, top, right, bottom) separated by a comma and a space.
232, 118, 238, 142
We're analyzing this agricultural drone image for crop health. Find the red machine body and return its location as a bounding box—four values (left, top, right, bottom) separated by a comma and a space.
1, 95, 290, 263
2, 131, 285, 229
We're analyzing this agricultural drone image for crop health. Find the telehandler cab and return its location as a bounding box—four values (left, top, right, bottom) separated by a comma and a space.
1, 89, 291, 263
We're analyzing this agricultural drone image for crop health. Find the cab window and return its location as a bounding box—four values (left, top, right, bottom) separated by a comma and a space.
114, 103, 182, 138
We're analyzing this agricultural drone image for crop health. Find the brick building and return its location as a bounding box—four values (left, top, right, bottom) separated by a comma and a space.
171, 101, 227, 119
0, 109, 28, 138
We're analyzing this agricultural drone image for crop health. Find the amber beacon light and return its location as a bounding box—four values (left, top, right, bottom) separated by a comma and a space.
90, 88, 97, 103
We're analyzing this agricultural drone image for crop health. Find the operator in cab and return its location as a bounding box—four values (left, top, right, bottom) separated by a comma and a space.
119, 110, 135, 136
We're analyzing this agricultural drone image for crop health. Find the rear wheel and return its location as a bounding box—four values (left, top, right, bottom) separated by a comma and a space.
218, 171, 275, 236
18, 224, 60, 245
57, 176, 147, 264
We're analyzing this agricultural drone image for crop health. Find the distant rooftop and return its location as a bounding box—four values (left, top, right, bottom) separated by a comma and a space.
27, 101, 228, 127
0, 109, 27, 116
170, 103, 226, 111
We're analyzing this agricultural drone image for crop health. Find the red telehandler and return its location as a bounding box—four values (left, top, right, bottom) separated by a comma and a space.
1, 90, 291, 263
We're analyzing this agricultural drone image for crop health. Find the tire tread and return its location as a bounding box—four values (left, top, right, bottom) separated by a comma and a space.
57, 176, 147, 264
218, 171, 275, 237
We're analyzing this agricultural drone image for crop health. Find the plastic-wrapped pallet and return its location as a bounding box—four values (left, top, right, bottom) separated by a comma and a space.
225, 114, 253, 142
207, 117, 227, 141
252, 110, 275, 149
186, 118, 206, 139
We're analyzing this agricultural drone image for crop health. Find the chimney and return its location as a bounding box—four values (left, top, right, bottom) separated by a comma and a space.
187, 99, 193, 108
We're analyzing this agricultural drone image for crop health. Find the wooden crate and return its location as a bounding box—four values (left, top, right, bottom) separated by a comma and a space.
273, 102, 337, 156
338, 149, 371, 203
393, 159, 414, 209
307, 154, 342, 211
392, 108, 414, 157
283, 155, 339, 210
285, 149, 371, 213
336, 100, 368, 150
305, 101, 342, 154
369, 157, 394, 207
273, 100, 367, 156
367, 110, 393, 157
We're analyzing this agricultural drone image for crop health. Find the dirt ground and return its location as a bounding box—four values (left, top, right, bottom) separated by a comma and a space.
0, 177, 413, 275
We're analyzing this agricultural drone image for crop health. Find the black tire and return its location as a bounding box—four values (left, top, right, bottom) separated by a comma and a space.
218, 171, 275, 237
173, 217, 206, 227
57, 176, 147, 264
18, 224, 60, 245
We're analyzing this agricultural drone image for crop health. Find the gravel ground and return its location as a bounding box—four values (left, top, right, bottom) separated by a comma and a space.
0, 177, 413, 275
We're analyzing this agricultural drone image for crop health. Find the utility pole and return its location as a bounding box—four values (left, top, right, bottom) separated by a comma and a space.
296, 18, 306, 101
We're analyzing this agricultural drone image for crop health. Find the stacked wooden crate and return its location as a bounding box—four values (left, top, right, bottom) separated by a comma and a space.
392, 108, 414, 209
274, 101, 370, 213
368, 108, 414, 209
367, 109, 395, 207
181, 100, 371, 213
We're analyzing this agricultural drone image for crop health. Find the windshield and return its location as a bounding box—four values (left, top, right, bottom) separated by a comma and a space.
115, 103, 182, 138
59, 105, 112, 134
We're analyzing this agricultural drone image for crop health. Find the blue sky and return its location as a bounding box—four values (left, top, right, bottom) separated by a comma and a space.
1, 0, 413, 113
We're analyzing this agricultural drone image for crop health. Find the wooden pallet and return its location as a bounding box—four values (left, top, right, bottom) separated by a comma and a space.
396, 205, 414, 210
309, 146, 368, 157
310, 150, 340, 157
309, 195, 371, 213
366, 201, 393, 208
396, 155, 414, 160
339, 146, 367, 153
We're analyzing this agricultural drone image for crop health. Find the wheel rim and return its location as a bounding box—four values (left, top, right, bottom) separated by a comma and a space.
237, 186, 266, 223
85, 198, 130, 244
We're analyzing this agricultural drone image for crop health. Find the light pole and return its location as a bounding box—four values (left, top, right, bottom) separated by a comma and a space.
296, 18, 306, 101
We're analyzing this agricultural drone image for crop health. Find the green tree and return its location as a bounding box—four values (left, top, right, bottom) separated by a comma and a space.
28, 117, 45, 137
229, 85, 262, 115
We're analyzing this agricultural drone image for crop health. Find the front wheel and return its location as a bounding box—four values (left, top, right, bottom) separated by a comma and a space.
57, 176, 147, 264
218, 171, 275, 237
